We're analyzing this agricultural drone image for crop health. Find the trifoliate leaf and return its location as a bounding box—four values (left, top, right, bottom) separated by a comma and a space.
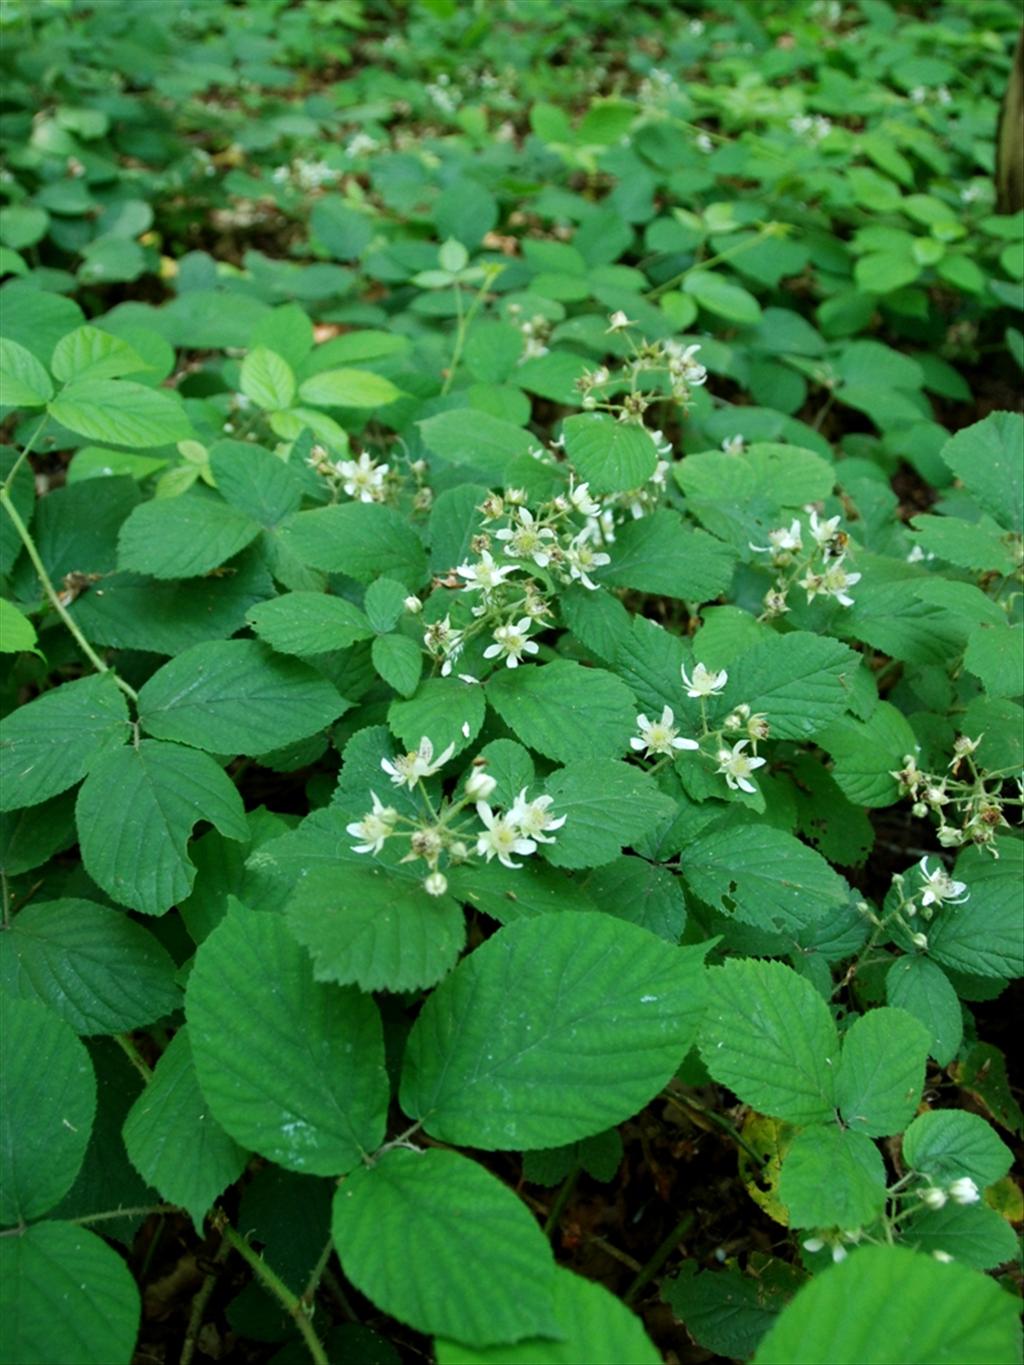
0, 997, 96, 1224
779, 1125, 887, 1229
486, 661, 636, 764
186, 902, 388, 1173
75, 740, 247, 916
699, 959, 838, 1124
0, 673, 129, 811
333, 1148, 557, 1347
539, 760, 677, 869
401, 913, 707, 1149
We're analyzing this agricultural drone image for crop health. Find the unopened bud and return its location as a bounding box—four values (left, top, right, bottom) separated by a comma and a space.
423, 871, 448, 897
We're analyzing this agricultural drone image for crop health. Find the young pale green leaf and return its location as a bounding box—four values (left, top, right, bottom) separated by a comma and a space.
699, 959, 839, 1124
49, 379, 190, 448
834, 1006, 931, 1137
50, 326, 148, 385
401, 913, 707, 1150
117, 491, 260, 579
600, 511, 736, 602
419, 409, 536, 479
240, 346, 296, 410
682, 824, 853, 935
0, 899, 180, 1035
901, 1110, 1013, 1190
0, 673, 129, 810
539, 760, 677, 869
333, 1148, 557, 1347
76, 740, 247, 916
285, 865, 466, 993
962, 622, 1023, 699
246, 591, 374, 654
436, 1267, 661, 1365
723, 632, 857, 740
0, 597, 38, 653
940, 411, 1022, 533
122, 1029, 248, 1234
208, 440, 303, 528
926, 842, 1024, 979
886, 957, 963, 1068
753, 1245, 1021, 1365
372, 632, 423, 697
903, 1201, 1019, 1271
137, 639, 346, 755
388, 676, 487, 759
486, 660, 636, 764
0, 337, 54, 407
779, 1125, 887, 1229
298, 367, 401, 407
1, 997, 96, 1224
562, 413, 657, 493
0, 1222, 140, 1365
278, 502, 427, 587
186, 902, 388, 1174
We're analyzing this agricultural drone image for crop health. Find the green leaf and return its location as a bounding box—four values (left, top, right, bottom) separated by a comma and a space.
1, 997, 96, 1223
298, 368, 400, 408
389, 676, 486, 760
0, 674, 129, 811
419, 408, 536, 480
835, 1007, 930, 1137
122, 1029, 248, 1234
0, 338, 54, 407
49, 380, 190, 448
963, 623, 1023, 699
137, 639, 345, 756
585, 856, 686, 942
817, 703, 918, 808
600, 511, 736, 601
753, 1245, 1021, 1365
927, 843, 1024, 979
333, 1148, 557, 1346
309, 196, 374, 259
684, 270, 762, 324
699, 959, 839, 1124
0, 899, 180, 1034
50, 327, 147, 385
117, 490, 260, 579
853, 250, 921, 293
372, 632, 423, 697
908, 514, 1016, 574
285, 865, 466, 993
682, 825, 853, 935
723, 632, 857, 740
437, 1267, 661, 1365
901, 1110, 1013, 1190
486, 661, 635, 763
540, 760, 677, 870
363, 577, 408, 633
209, 440, 302, 528
76, 740, 247, 916
186, 902, 388, 1174
940, 412, 1022, 534
0, 793, 76, 876
904, 1201, 1019, 1271
240, 346, 296, 410
0, 597, 37, 654
562, 414, 657, 493
401, 913, 707, 1149
662, 1263, 784, 1362
247, 591, 373, 654
886, 957, 963, 1067
279, 503, 427, 587
779, 1125, 887, 1229
0, 1221, 140, 1365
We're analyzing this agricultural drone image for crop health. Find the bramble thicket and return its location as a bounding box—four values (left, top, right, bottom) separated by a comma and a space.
0, 2, 1022, 1363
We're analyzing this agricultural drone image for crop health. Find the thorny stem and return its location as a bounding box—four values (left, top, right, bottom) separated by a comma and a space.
74, 1204, 177, 1226
624, 1211, 695, 1304
220, 1221, 330, 1365
0, 486, 139, 703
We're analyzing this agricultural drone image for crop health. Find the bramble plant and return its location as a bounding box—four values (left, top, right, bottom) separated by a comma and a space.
0, 1, 1022, 1363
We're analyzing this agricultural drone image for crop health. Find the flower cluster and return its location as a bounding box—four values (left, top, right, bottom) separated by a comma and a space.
346, 737, 566, 895
577, 319, 709, 418
890, 735, 1016, 856
751, 506, 861, 617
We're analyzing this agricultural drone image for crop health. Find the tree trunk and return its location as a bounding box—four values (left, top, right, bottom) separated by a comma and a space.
996, 27, 1023, 214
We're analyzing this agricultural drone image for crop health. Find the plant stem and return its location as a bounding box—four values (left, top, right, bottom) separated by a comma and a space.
114, 1033, 153, 1083
0, 487, 139, 703
646, 226, 774, 299
181, 1227, 233, 1365
1, 870, 9, 930
73, 1204, 176, 1226
220, 1223, 330, 1365
2, 413, 49, 495
624, 1210, 695, 1304
543, 1166, 580, 1238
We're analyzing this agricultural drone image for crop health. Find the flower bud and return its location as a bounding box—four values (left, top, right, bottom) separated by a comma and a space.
919, 1187, 947, 1210
948, 1177, 980, 1205
404, 595, 422, 614
465, 769, 497, 800
423, 871, 448, 897
910, 931, 929, 950
932, 1250, 954, 1264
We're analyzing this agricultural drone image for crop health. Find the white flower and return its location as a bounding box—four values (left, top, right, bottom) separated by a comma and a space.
802, 1237, 825, 1253
721, 434, 745, 455
606, 309, 635, 332
476, 802, 537, 868
494, 508, 556, 567
346, 792, 398, 853
423, 871, 448, 897
918, 857, 969, 907
948, 1177, 980, 1205
337, 452, 388, 502
807, 508, 842, 549
663, 340, 708, 387
716, 741, 767, 794
820, 557, 861, 607
750, 519, 803, 556
932, 1250, 954, 1264
568, 479, 601, 517
950, 734, 983, 763
695, 132, 713, 154
483, 618, 539, 668
380, 736, 456, 788
630, 706, 700, 758
465, 768, 497, 801
680, 661, 728, 698
509, 789, 566, 843
920, 1187, 948, 1210
456, 550, 517, 595
565, 533, 610, 591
